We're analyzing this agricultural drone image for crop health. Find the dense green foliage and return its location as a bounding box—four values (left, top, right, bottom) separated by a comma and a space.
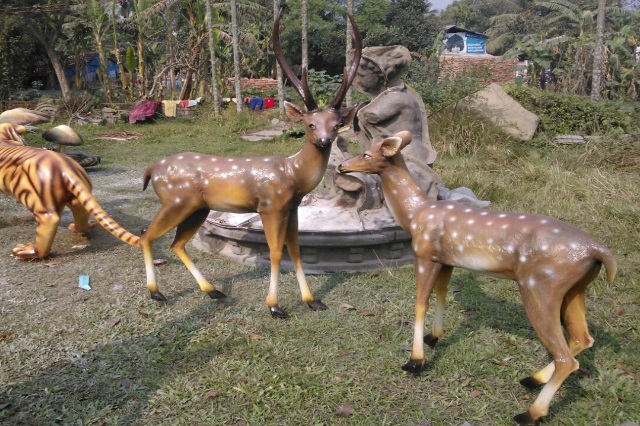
505, 83, 638, 135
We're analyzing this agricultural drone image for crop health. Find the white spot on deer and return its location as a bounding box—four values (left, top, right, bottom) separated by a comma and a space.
178, 155, 183, 160
413, 243, 419, 252
211, 158, 217, 162
204, 179, 209, 185
506, 245, 515, 253
452, 231, 458, 238
499, 213, 507, 218
214, 167, 220, 172
423, 234, 430, 241
276, 189, 283, 195
540, 219, 548, 224
179, 169, 185, 174
264, 158, 271, 162
167, 184, 173, 189
446, 204, 454, 210
232, 165, 238, 170
160, 159, 166, 164
457, 244, 464, 252
175, 197, 181, 203
411, 223, 417, 230
480, 211, 488, 216
464, 208, 472, 213
520, 255, 527, 262
429, 204, 437, 209
553, 228, 560, 234
487, 238, 493, 244
279, 166, 285, 172
418, 265, 425, 274
428, 214, 435, 220
527, 277, 537, 287
519, 215, 526, 219
392, 189, 398, 195
245, 158, 251, 162
449, 216, 457, 222
541, 244, 548, 251
154, 176, 159, 182
501, 224, 509, 229
240, 179, 246, 185
294, 163, 300, 169
408, 213, 414, 220
467, 219, 475, 225
570, 242, 579, 249
440, 230, 445, 236
194, 155, 200, 160
227, 158, 234, 162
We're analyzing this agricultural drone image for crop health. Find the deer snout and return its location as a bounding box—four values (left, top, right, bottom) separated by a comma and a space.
315, 137, 334, 148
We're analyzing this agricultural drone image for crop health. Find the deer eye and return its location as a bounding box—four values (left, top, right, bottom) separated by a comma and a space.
363, 153, 371, 160
309, 124, 316, 130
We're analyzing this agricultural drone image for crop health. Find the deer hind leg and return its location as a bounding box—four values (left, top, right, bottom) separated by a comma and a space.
12, 206, 62, 259
67, 199, 98, 233
514, 285, 579, 425
170, 209, 225, 300
521, 263, 601, 390
140, 204, 197, 302
402, 259, 442, 374
426, 265, 453, 348
285, 209, 327, 312
261, 210, 290, 318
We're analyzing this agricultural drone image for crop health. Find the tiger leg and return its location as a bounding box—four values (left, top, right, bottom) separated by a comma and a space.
13, 209, 62, 259
67, 199, 98, 233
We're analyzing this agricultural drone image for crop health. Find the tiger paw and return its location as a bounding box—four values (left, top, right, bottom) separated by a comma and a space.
12, 243, 44, 259
69, 220, 99, 233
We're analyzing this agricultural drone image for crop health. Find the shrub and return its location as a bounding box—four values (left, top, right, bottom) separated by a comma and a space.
504, 84, 637, 135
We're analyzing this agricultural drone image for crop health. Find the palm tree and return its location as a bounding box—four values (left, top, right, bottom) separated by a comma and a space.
206, 0, 222, 115
231, 0, 242, 111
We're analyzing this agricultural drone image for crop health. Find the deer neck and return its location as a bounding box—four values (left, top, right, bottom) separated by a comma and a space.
287, 139, 332, 196
379, 155, 431, 231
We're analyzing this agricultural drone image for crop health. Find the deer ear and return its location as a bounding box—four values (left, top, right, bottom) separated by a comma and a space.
339, 104, 359, 125
381, 136, 404, 158
284, 101, 305, 123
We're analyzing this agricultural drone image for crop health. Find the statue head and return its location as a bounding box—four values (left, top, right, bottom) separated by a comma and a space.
351, 45, 412, 95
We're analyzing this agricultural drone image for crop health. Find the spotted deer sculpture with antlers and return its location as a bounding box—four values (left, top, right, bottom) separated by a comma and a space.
338, 131, 616, 425
139, 10, 361, 318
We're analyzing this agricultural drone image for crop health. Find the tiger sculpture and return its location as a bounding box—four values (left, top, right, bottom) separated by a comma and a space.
0, 141, 140, 259
0, 122, 28, 146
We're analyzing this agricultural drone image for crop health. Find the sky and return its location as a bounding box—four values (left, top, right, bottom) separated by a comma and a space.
431, 0, 456, 13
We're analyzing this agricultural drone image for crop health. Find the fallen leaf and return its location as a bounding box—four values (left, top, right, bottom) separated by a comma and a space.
0, 333, 14, 342
205, 390, 219, 398
521, 392, 531, 401
574, 368, 591, 377
615, 307, 625, 316
339, 303, 356, 311
399, 345, 412, 352
71, 244, 87, 250
335, 404, 354, 417
249, 333, 263, 340
105, 318, 121, 328
616, 363, 637, 379
153, 258, 168, 265
470, 390, 482, 398
358, 310, 375, 316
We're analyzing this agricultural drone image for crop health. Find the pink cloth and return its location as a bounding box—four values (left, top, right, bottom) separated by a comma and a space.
129, 101, 161, 124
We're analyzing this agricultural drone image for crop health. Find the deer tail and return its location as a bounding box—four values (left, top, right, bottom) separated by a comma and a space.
65, 173, 140, 247
596, 244, 617, 284
143, 167, 152, 191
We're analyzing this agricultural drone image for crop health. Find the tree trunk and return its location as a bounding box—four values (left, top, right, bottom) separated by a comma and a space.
591, 0, 606, 102
301, 0, 308, 70
26, 27, 70, 100
206, 0, 221, 115
231, 0, 242, 112
274, 0, 285, 117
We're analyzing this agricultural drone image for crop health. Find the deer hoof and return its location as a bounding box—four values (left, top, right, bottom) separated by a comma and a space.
424, 334, 439, 348
150, 291, 167, 302
207, 290, 227, 300
520, 376, 544, 390
307, 300, 328, 311
513, 411, 537, 425
401, 359, 425, 374
269, 306, 289, 319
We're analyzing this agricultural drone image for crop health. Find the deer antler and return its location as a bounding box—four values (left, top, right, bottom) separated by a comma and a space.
329, 13, 362, 110
273, 9, 361, 111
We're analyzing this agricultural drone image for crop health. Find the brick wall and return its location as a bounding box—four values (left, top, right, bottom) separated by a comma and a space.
439, 54, 518, 84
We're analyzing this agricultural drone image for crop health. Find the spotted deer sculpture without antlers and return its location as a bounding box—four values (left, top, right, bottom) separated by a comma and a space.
140, 10, 361, 318
338, 131, 617, 425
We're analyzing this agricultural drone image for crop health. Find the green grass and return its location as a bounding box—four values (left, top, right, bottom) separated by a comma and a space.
1, 105, 638, 425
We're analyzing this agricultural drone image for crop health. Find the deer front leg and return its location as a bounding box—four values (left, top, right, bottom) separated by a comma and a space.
285, 209, 327, 312
402, 259, 441, 374
261, 211, 289, 318
425, 265, 453, 348
12, 209, 61, 259
170, 209, 225, 300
